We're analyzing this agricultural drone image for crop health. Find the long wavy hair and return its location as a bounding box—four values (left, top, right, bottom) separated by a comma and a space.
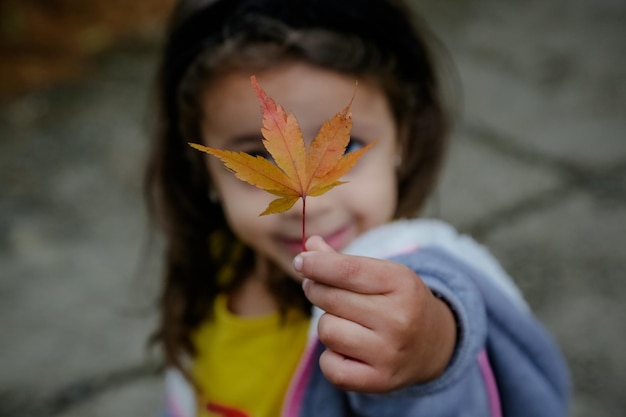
145, 0, 451, 372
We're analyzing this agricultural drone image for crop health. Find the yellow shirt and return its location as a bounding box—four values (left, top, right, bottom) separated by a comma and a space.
192, 295, 310, 417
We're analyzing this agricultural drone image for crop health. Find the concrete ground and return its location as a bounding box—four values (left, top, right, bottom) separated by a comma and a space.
1, 0, 624, 416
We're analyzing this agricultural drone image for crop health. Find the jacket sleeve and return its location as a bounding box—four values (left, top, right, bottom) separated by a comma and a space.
396, 247, 569, 414
341, 219, 571, 416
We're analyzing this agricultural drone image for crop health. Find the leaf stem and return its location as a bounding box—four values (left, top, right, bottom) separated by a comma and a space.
301, 196, 306, 252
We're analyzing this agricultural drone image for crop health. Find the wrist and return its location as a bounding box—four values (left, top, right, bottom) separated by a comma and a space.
419, 291, 457, 382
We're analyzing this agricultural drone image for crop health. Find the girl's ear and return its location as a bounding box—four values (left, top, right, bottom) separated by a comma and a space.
395, 124, 410, 175
395, 154, 403, 171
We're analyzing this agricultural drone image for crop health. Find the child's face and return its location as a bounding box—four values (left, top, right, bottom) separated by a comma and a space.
199, 63, 399, 279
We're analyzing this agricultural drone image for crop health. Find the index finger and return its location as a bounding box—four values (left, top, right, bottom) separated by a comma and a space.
293, 250, 407, 294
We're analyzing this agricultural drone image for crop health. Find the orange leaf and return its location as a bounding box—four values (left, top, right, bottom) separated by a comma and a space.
189, 75, 375, 216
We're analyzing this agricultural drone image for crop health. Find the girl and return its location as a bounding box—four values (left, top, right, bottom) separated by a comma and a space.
145, 0, 570, 416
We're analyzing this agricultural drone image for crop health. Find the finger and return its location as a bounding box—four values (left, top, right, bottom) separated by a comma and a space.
317, 315, 410, 393
303, 278, 380, 325
316, 313, 379, 364
305, 235, 335, 253
295, 251, 409, 294
319, 349, 394, 393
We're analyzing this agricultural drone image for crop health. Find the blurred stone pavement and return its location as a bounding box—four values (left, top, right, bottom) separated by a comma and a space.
0, 0, 624, 416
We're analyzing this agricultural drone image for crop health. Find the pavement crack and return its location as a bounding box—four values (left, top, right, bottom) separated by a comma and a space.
461, 183, 574, 240
459, 122, 626, 238
0, 360, 163, 417
462, 121, 588, 180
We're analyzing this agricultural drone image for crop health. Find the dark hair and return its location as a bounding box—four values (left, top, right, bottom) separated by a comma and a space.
146, 0, 450, 371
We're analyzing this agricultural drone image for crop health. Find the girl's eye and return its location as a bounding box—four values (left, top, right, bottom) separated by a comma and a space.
242, 139, 364, 160
345, 138, 365, 154
245, 148, 275, 164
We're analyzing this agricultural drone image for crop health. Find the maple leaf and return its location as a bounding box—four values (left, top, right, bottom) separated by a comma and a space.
189, 75, 374, 248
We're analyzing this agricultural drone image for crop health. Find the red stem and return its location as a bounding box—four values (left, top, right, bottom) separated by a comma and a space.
301, 196, 306, 252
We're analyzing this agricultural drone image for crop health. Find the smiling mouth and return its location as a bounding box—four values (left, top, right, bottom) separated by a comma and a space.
279, 236, 306, 255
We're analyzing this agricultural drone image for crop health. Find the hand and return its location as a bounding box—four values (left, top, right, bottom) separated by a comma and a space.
293, 235, 457, 393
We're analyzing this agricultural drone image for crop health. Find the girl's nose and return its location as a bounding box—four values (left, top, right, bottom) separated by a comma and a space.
284, 192, 333, 220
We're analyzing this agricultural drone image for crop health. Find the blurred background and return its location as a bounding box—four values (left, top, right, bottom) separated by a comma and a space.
0, 0, 624, 416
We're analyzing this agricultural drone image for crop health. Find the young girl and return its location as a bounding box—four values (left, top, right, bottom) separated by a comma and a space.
145, 0, 570, 416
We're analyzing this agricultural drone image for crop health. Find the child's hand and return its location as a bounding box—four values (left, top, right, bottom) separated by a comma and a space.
293, 235, 457, 394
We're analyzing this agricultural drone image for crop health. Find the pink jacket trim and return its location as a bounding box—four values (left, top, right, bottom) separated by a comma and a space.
478, 349, 502, 417
281, 340, 318, 417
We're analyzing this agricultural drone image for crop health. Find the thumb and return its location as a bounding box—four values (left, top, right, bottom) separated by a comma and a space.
305, 235, 336, 253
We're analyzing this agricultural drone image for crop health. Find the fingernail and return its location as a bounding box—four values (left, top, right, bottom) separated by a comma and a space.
293, 254, 303, 272
302, 278, 311, 292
